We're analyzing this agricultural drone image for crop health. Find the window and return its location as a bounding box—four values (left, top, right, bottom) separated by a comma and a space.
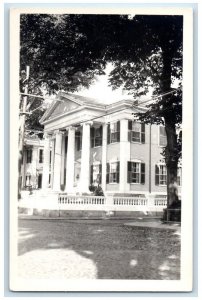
39, 149, 43, 163
90, 163, 102, 184
128, 121, 145, 143
106, 162, 120, 183
26, 149, 32, 163
107, 121, 120, 144
91, 126, 102, 148
127, 161, 145, 184
155, 164, 167, 185
76, 131, 82, 151
159, 126, 167, 146
155, 164, 182, 186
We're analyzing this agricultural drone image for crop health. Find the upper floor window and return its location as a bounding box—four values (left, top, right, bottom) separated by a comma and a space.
26, 149, 32, 163
159, 126, 167, 147
127, 161, 145, 184
128, 121, 145, 143
106, 161, 120, 183
39, 149, 43, 163
107, 121, 120, 144
91, 126, 102, 148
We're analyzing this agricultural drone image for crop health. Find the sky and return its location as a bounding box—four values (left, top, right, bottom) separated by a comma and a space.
75, 63, 134, 104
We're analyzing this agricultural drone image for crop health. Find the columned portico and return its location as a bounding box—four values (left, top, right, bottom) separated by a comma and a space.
42, 133, 51, 189
65, 126, 76, 193
79, 122, 92, 193
53, 130, 63, 191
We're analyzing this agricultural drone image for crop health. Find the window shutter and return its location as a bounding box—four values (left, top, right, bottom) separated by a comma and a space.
141, 123, 145, 143
99, 164, 102, 184
107, 124, 110, 144
90, 127, 95, 148
90, 165, 93, 184
117, 161, 120, 183
128, 120, 132, 130
141, 163, 145, 184
117, 121, 120, 142
128, 131, 132, 142
127, 161, 132, 183
106, 163, 110, 183
155, 165, 159, 185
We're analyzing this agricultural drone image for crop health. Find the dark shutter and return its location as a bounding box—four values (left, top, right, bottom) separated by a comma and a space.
90, 165, 93, 184
127, 161, 132, 183
141, 163, 145, 184
128, 131, 132, 142
106, 163, 110, 183
128, 120, 132, 130
117, 121, 120, 142
99, 164, 102, 184
116, 161, 120, 183
155, 165, 159, 185
90, 127, 95, 148
141, 123, 145, 143
107, 124, 110, 144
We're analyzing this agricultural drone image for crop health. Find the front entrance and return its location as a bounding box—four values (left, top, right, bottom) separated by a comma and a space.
38, 174, 42, 189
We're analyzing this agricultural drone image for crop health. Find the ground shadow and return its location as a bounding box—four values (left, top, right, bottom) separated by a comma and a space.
17, 219, 181, 280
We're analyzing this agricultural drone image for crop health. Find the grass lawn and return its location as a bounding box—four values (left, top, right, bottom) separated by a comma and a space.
18, 219, 180, 280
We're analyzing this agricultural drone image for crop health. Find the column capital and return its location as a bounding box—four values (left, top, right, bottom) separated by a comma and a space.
66, 126, 76, 132
80, 121, 93, 127
53, 129, 64, 137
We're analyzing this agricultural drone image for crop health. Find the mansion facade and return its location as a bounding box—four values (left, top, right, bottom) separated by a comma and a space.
23, 92, 181, 197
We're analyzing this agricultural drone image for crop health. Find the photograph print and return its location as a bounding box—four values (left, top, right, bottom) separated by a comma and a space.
10, 7, 193, 292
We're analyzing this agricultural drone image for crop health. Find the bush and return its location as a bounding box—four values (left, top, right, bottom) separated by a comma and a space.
89, 184, 104, 196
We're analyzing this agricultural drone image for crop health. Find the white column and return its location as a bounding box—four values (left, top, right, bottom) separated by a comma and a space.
120, 119, 130, 193
60, 135, 66, 187
50, 138, 55, 188
65, 126, 76, 193
79, 122, 92, 193
42, 133, 51, 189
101, 123, 107, 193
53, 130, 63, 191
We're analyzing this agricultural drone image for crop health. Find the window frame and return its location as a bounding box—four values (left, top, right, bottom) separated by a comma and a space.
128, 121, 145, 144
38, 148, 44, 164
106, 161, 120, 184
26, 149, 32, 164
107, 121, 120, 144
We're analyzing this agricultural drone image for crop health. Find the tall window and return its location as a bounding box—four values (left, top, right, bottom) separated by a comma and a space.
26, 149, 32, 163
91, 126, 102, 147
39, 149, 43, 163
155, 164, 167, 185
107, 121, 120, 144
127, 161, 145, 184
90, 163, 102, 184
128, 121, 145, 143
159, 126, 167, 146
106, 161, 120, 183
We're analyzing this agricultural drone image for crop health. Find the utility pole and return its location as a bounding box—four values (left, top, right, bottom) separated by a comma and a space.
18, 66, 30, 199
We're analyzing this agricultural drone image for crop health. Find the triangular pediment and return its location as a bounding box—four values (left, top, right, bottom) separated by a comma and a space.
40, 93, 83, 123
47, 99, 80, 120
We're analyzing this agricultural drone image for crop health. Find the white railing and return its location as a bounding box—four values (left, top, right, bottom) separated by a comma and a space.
154, 198, 167, 206
59, 195, 106, 205
113, 197, 147, 206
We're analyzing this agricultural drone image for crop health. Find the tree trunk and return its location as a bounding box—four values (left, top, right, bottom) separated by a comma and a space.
161, 50, 180, 221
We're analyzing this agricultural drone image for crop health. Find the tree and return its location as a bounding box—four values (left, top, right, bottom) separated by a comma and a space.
20, 14, 183, 217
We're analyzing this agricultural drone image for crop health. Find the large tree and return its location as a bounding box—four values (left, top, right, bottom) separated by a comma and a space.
20, 14, 183, 214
